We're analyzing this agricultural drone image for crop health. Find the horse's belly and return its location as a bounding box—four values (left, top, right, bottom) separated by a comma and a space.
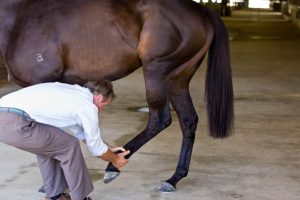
62, 49, 142, 83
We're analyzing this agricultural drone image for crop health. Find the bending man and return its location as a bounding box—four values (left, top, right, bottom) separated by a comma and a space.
0, 80, 129, 200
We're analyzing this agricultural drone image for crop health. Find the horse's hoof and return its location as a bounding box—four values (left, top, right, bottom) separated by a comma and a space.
157, 182, 176, 193
103, 171, 120, 184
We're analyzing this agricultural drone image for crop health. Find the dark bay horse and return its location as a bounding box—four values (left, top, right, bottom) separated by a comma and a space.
0, 0, 233, 192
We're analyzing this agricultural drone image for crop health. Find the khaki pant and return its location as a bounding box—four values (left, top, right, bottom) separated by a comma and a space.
0, 112, 93, 200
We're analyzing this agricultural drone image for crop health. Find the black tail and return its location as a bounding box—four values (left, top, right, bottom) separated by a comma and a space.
204, 8, 234, 138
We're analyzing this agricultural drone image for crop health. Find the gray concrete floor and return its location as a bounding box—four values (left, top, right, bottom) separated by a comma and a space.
0, 9, 300, 200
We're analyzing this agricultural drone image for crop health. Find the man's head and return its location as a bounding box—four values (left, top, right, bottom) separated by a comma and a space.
83, 80, 115, 110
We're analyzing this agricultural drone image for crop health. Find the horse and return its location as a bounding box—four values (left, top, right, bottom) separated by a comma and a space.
0, 0, 234, 192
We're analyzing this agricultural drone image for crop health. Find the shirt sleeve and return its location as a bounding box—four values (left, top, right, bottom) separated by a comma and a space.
75, 105, 108, 156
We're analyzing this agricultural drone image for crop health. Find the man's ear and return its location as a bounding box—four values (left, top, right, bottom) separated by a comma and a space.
93, 93, 103, 103
97, 94, 104, 103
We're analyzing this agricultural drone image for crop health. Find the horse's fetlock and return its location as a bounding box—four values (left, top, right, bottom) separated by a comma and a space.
177, 169, 188, 177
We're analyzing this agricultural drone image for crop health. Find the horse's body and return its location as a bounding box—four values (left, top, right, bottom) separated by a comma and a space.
0, 0, 233, 192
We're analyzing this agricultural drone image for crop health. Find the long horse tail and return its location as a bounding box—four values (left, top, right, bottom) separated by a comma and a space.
203, 7, 234, 138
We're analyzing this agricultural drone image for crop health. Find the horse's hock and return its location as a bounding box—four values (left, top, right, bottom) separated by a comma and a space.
0, 54, 8, 80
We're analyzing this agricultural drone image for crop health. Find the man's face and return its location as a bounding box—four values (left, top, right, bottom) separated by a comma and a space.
93, 94, 111, 111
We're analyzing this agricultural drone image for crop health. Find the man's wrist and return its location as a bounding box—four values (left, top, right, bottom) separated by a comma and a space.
98, 148, 117, 163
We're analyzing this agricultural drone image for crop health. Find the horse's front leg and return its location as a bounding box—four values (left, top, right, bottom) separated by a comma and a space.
104, 72, 172, 184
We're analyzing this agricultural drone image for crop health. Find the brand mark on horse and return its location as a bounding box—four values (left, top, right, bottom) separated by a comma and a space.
37, 53, 44, 62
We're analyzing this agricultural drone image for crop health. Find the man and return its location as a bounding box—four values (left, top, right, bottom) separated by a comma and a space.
0, 80, 129, 200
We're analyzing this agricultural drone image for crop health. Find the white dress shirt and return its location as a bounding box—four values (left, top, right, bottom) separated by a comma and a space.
0, 82, 108, 156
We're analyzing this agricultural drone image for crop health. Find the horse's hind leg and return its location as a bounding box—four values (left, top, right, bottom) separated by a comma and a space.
159, 69, 199, 192
104, 69, 172, 183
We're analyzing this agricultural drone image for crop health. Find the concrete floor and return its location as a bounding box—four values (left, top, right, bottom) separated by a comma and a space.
0, 9, 300, 200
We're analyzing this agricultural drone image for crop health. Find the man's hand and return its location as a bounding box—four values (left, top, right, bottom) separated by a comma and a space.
99, 146, 130, 170
111, 150, 130, 170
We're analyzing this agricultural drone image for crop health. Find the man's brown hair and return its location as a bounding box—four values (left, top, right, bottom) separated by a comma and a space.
83, 80, 115, 101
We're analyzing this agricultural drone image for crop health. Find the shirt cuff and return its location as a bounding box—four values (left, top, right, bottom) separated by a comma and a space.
91, 142, 109, 157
